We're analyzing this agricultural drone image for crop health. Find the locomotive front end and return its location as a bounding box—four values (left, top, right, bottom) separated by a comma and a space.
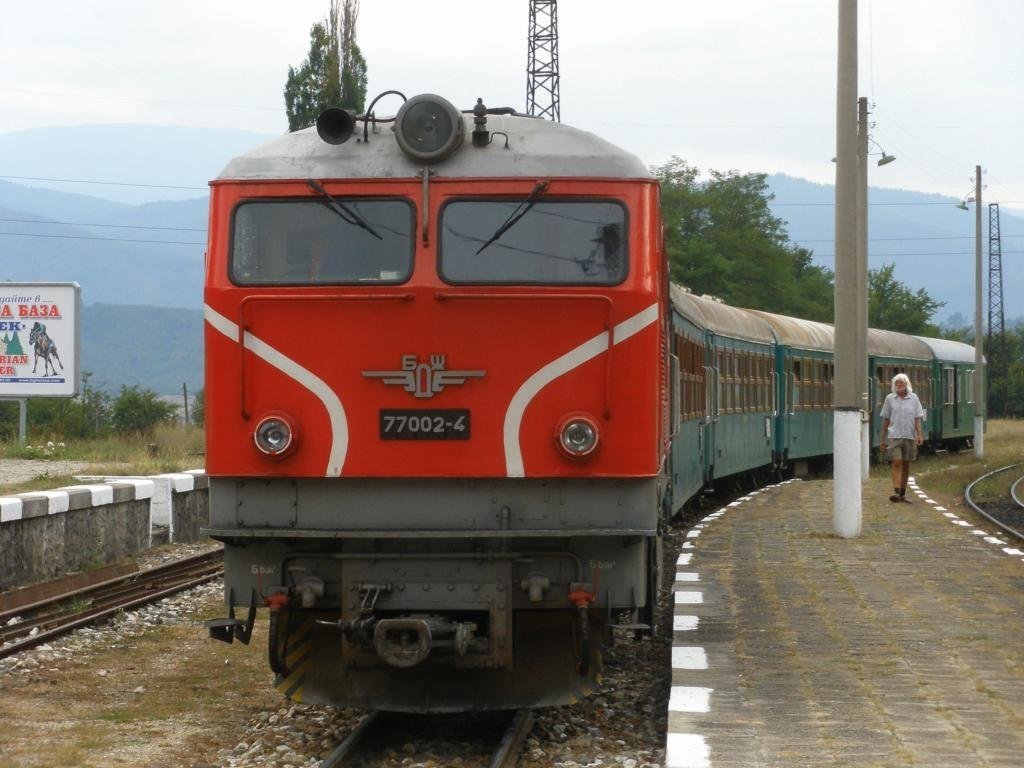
203, 94, 667, 711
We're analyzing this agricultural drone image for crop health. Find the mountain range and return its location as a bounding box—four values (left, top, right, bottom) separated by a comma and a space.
1, 124, 1020, 394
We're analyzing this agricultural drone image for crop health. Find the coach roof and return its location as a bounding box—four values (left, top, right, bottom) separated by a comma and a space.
745, 309, 835, 352
670, 286, 777, 344
913, 335, 977, 364
216, 113, 652, 182
868, 328, 933, 360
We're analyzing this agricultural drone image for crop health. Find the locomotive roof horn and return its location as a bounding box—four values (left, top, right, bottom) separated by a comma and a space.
316, 108, 356, 145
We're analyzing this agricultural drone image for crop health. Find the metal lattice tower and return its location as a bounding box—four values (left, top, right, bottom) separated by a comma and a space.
526, 0, 560, 122
988, 202, 1008, 416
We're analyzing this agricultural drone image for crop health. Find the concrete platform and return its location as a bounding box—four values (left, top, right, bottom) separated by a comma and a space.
665, 475, 1024, 768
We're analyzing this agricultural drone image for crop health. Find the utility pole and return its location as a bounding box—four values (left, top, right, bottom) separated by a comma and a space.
974, 166, 985, 457
834, 0, 861, 538
526, 0, 561, 121
856, 96, 869, 482
987, 203, 1007, 417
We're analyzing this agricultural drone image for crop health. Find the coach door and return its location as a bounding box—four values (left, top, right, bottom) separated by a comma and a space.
942, 366, 958, 430
702, 336, 717, 483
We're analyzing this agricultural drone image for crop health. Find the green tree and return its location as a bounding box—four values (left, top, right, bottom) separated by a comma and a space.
941, 322, 1024, 418
70, 371, 112, 438
868, 264, 943, 335
655, 157, 834, 321
191, 388, 205, 427
338, 0, 367, 114
110, 385, 177, 435
985, 327, 1024, 418
284, 0, 367, 132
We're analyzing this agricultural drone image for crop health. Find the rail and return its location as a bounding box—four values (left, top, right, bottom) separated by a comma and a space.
316, 709, 534, 768
964, 464, 1024, 543
1011, 473, 1024, 511
0, 549, 223, 660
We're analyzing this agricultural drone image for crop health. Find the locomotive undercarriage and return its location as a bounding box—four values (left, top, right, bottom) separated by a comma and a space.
206, 477, 660, 711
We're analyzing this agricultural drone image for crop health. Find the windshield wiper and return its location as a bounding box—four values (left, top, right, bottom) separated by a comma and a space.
475, 179, 549, 255
305, 179, 383, 240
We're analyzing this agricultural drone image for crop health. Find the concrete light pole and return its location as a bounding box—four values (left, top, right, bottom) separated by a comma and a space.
855, 98, 895, 481
974, 165, 985, 458
833, 0, 862, 538
856, 96, 870, 482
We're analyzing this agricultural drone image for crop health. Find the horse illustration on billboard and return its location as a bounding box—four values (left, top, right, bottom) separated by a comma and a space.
29, 322, 64, 377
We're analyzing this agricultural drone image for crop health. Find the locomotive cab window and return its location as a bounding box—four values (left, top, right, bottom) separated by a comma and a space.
230, 199, 414, 285
439, 199, 627, 284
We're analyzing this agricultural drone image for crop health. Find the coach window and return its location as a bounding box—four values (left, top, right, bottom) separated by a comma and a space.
943, 367, 954, 405
685, 335, 702, 420
733, 351, 741, 412
791, 359, 801, 408
439, 199, 627, 284
807, 358, 816, 409
747, 356, 754, 411
914, 366, 929, 407
745, 353, 754, 411
230, 199, 414, 285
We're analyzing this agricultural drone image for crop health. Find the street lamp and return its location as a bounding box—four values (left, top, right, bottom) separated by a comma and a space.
955, 170, 985, 458
856, 100, 896, 482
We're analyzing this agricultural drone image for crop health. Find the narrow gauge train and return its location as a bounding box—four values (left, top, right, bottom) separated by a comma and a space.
203, 92, 976, 712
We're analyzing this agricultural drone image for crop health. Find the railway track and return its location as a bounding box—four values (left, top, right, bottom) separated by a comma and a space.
318, 708, 534, 768
0, 549, 223, 660
964, 464, 1024, 542
1011, 473, 1024, 510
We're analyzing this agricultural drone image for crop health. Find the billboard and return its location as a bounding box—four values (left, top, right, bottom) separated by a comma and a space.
0, 283, 80, 398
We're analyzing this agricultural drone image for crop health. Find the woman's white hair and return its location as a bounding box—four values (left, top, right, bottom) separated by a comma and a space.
891, 372, 913, 394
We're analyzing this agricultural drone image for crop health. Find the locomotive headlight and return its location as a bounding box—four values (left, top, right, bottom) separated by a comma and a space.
394, 94, 465, 163
556, 414, 600, 459
254, 415, 297, 457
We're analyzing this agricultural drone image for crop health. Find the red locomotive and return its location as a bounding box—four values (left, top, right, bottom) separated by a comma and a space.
204, 93, 669, 711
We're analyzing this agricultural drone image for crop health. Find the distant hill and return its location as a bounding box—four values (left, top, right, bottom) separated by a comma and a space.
0, 124, 273, 205
765, 174, 1023, 323
82, 303, 202, 396
0, 181, 207, 310
2, 123, 1021, 393
0, 123, 270, 311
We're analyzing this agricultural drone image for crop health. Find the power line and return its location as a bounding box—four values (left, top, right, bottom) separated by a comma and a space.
4, 214, 1022, 246
7, 212, 1024, 244
770, 200, 1024, 207
0, 216, 205, 233
811, 250, 1024, 258
2, 226, 1018, 256
0, 86, 278, 113
0, 231, 203, 246
798, 235, 1024, 243
0, 174, 207, 191
4, 173, 1020, 209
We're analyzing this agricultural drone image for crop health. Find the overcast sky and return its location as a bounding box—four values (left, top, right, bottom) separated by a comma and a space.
1, 1, 1022, 212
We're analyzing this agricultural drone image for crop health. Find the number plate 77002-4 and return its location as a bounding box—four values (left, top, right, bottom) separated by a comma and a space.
379, 409, 470, 440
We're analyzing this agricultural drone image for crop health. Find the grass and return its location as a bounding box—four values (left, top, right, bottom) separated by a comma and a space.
912, 419, 1024, 500
0, 600, 283, 767
0, 424, 205, 494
